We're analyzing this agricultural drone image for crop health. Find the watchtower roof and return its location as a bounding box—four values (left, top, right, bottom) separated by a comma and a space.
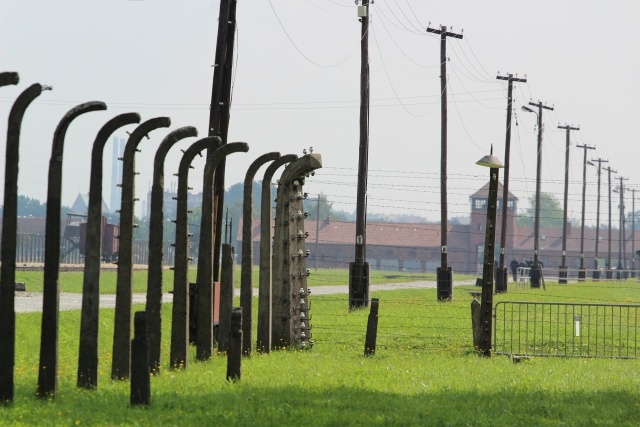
470, 181, 518, 200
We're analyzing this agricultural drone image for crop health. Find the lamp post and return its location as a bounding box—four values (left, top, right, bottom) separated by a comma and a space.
475, 147, 503, 356
521, 102, 552, 288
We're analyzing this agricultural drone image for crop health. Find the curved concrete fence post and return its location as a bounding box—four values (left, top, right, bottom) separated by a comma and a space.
77, 113, 141, 390
256, 154, 297, 353
169, 137, 219, 368
239, 152, 280, 356
38, 101, 107, 399
111, 117, 171, 380
0, 80, 45, 403
146, 126, 198, 375
190, 142, 249, 362
170, 138, 250, 367
271, 153, 322, 350
169, 137, 229, 369
0, 72, 19, 87
196, 142, 249, 360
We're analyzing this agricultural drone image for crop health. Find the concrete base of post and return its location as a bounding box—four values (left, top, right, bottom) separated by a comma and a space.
558, 267, 567, 284
494, 267, 508, 293
530, 265, 541, 288
436, 267, 453, 300
348, 262, 370, 309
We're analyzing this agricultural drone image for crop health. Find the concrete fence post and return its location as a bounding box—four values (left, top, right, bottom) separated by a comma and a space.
226, 307, 242, 382
0, 78, 43, 403
39, 101, 107, 398
78, 112, 141, 390
112, 118, 171, 380
130, 311, 150, 406
218, 244, 235, 352
364, 298, 379, 356
256, 154, 297, 353
240, 152, 280, 356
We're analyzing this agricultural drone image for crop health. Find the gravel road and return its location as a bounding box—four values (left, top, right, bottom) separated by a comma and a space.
14, 280, 475, 313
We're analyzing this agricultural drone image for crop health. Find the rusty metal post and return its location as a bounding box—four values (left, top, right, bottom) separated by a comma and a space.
257, 155, 297, 353
195, 143, 249, 361
226, 307, 242, 381
38, 101, 107, 399
240, 152, 280, 356
130, 311, 150, 406
218, 244, 235, 352
111, 117, 171, 380
364, 298, 379, 356
145, 126, 197, 375
172, 141, 248, 367
272, 154, 322, 350
0, 78, 44, 404
78, 113, 141, 390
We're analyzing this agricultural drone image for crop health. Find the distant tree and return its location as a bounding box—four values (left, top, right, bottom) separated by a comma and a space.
516, 192, 564, 228
7, 195, 47, 217
306, 192, 348, 221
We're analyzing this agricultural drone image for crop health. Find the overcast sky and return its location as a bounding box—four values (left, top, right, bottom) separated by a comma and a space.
1, 0, 639, 225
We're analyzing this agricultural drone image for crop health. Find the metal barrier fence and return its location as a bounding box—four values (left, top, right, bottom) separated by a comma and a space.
494, 301, 640, 359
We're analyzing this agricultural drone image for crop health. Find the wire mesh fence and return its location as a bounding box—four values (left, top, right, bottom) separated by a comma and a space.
494, 301, 640, 359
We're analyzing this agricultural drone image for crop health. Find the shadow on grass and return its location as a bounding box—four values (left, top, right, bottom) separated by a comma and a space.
6, 384, 630, 426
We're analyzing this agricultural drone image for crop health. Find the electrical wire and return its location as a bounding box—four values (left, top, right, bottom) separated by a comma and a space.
267, 0, 363, 68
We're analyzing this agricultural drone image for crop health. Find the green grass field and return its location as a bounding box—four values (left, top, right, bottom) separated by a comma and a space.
14, 267, 469, 294
2, 273, 640, 425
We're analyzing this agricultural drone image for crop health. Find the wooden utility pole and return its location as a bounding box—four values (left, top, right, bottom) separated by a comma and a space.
617, 176, 629, 271
427, 24, 462, 300
521, 101, 553, 287
207, 0, 237, 282
632, 189, 637, 276
557, 124, 579, 283
495, 73, 526, 292
350, 0, 371, 309
576, 143, 594, 280
589, 157, 608, 279
604, 166, 617, 278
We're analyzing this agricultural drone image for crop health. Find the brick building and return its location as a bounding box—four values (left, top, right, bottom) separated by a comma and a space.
238, 182, 640, 274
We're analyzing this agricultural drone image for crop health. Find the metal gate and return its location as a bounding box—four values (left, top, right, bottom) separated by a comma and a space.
494, 301, 640, 359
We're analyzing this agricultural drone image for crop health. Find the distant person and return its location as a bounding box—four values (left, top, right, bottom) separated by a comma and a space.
510, 258, 519, 281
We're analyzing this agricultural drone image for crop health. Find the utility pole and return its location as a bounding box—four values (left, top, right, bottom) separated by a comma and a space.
208, 0, 237, 281
427, 24, 463, 300
521, 101, 554, 288
617, 176, 628, 274
588, 157, 608, 279
631, 189, 637, 277
350, 0, 370, 309
557, 124, 580, 283
495, 73, 526, 293
604, 166, 616, 279
315, 197, 320, 271
576, 143, 594, 280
